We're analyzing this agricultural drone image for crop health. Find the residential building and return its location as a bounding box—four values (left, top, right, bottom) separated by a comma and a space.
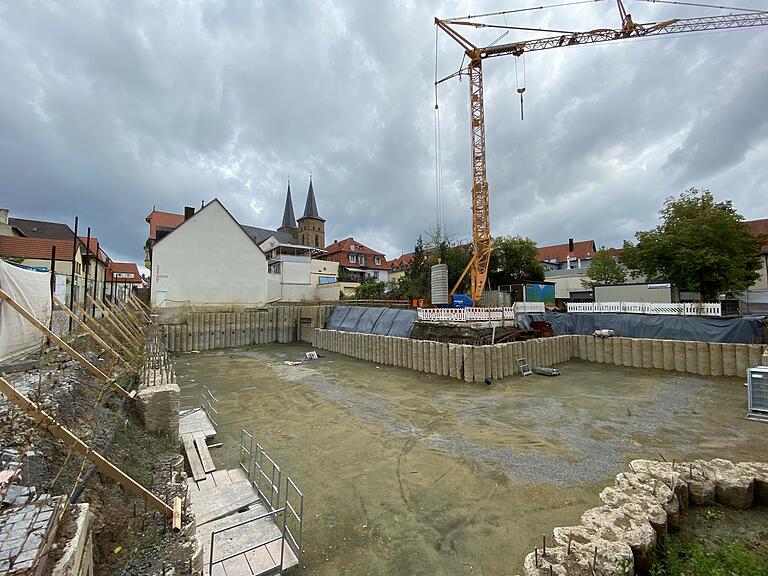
746, 218, 768, 291
144, 209, 186, 269
108, 262, 144, 301
389, 253, 414, 283
544, 267, 592, 300
150, 199, 269, 307
538, 240, 596, 270
322, 237, 390, 282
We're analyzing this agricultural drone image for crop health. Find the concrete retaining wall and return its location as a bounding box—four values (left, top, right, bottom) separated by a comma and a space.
577, 336, 762, 378
313, 329, 764, 382
313, 329, 573, 382
158, 305, 333, 352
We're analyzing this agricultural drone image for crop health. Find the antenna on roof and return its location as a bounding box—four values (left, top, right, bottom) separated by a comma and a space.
201, 200, 204, 208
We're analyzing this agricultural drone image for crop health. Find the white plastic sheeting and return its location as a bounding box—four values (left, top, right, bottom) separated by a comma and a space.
0, 260, 52, 363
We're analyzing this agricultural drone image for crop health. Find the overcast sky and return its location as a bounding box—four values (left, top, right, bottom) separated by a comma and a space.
1, 1, 767, 266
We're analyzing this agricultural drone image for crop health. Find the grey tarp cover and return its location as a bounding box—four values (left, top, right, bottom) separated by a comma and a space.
326, 306, 417, 337
516, 312, 765, 344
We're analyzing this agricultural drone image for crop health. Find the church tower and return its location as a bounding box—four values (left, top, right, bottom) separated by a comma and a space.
277, 181, 299, 242
298, 177, 325, 248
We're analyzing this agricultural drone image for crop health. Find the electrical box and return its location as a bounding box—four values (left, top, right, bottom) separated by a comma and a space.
747, 366, 768, 422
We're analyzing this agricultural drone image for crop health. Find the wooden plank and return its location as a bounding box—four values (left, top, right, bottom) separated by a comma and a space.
191, 480, 261, 526
179, 408, 216, 438
172, 496, 182, 532
182, 434, 207, 481
0, 376, 172, 516
195, 436, 216, 474
0, 289, 133, 400
91, 295, 141, 344
212, 469, 231, 487
75, 302, 137, 360
227, 468, 248, 484
53, 296, 131, 370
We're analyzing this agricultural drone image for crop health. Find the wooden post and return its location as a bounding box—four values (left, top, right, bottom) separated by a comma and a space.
87, 294, 140, 346
0, 288, 133, 400
127, 295, 150, 323
103, 298, 142, 337
74, 302, 137, 360
0, 376, 172, 517
68, 216, 79, 332
129, 294, 152, 322
53, 296, 131, 371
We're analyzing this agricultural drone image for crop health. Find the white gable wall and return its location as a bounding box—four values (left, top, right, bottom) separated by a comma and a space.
151, 201, 268, 306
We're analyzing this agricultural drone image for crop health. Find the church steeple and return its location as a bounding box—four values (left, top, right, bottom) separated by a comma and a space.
279, 181, 298, 230
301, 177, 324, 221
297, 176, 326, 249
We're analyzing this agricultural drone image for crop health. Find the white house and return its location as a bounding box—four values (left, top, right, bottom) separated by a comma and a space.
151, 199, 269, 307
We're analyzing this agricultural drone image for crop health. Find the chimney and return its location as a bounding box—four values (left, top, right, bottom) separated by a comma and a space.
184, 206, 195, 220
568, 238, 574, 252
0, 208, 8, 225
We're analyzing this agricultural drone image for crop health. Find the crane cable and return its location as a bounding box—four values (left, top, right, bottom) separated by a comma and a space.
445, 0, 607, 22
434, 26, 444, 237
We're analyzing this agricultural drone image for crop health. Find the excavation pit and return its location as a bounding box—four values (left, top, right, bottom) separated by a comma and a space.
175, 343, 768, 575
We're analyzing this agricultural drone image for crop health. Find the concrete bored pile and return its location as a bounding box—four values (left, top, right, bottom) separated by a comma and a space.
522, 458, 768, 575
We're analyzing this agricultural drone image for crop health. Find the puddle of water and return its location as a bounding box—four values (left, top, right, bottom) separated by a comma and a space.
175, 344, 768, 575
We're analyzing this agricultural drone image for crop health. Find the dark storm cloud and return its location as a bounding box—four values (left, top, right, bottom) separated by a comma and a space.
1, 1, 766, 264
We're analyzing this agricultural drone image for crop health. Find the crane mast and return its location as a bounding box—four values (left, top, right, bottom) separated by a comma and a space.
436, 2, 768, 305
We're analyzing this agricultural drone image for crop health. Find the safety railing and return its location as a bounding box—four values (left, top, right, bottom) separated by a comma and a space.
567, 301, 722, 316
200, 385, 219, 430
208, 507, 287, 576
217, 429, 303, 574
417, 302, 544, 322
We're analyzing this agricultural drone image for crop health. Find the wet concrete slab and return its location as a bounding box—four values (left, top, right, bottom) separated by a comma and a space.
175, 343, 768, 576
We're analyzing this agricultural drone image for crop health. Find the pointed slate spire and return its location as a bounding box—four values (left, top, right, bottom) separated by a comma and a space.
280, 181, 298, 229
301, 176, 324, 221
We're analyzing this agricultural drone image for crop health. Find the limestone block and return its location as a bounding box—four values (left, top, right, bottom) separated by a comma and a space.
640, 339, 653, 369
448, 344, 457, 379
490, 345, 500, 380
552, 526, 635, 576
484, 346, 492, 379
629, 460, 690, 513
599, 486, 671, 538
522, 546, 569, 576
581, 505, 657, 573
672, 340, 685, 372
441, 342, 449, 376
577, 335, 587, 359
696, 342, 710, 376
509, 342, 520, 375
427, 341, 436, 373
703, 458, 754, 509
721, 344, 737, 376
631, 339, 643, 368
737, 462, 768, 505
502, 343, 511, 376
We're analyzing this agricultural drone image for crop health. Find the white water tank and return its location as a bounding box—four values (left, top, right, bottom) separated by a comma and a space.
431, 264, 449, 305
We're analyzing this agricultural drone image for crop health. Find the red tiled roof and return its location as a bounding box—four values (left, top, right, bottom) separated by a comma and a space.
746, 218, 768, 253
107, 261, 142, 283
538, 240, 596, 263
324, 237, 385, 257
146, 210, 184, 241
389, 252, 414, 271
78, 236, 109, 263
605, 247, 624, 258
0, 237, 78, 261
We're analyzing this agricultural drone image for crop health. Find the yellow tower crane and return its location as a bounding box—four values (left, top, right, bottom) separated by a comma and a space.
436, 0, 768, 305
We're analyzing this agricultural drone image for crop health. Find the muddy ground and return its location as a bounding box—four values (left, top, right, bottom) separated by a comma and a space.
175, 343, 768, 576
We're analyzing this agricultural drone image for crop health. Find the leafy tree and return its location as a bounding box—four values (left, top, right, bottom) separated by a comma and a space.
488, 235, 545, 286
399, 232, 472, 299
337, 266, 354, 282
622, 188, 764, 301
354, 280, 386, 300
582, 247, 627, 289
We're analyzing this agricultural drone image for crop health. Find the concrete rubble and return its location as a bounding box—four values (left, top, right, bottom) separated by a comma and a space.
522, 458, 768, 576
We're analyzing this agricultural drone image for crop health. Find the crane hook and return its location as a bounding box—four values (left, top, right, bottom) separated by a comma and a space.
517, 87, 525, 121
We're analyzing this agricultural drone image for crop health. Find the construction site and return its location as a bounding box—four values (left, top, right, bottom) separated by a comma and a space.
2, 1, 768, 576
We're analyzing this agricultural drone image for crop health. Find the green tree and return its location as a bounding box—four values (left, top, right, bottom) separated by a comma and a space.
399, 232, 472, 299
582, 247, 627, 289
622, 188, 764, 301
489, 235, 545, 286
354, 280, 386, 299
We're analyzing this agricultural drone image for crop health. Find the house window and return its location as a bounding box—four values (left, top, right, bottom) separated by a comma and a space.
374, 256, 381, 265
269, 262, 281, 274
319, 276, 336, 284
350, 244, 356, 251
349, 254, 356, 263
